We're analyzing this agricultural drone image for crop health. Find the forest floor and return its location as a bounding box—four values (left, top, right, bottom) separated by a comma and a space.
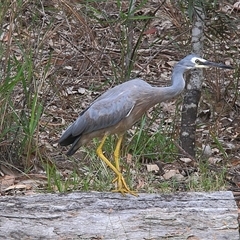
0, 1, 240, 214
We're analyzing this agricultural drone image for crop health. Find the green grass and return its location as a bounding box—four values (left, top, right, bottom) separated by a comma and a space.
0, 0, 234, 195
187, 162, 227, 192
45, 162, 81, 192
58, 115, 227, 194
43, 103, 228, 194
0, 0, 59, 170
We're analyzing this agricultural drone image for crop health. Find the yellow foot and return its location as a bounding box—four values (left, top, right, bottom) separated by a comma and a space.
112, 174, 138, 196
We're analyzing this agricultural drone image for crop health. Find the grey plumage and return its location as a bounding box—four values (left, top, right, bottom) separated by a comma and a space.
59, 54, 233, 156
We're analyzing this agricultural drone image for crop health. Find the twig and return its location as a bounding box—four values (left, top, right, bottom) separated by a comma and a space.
173, 140, 197, 167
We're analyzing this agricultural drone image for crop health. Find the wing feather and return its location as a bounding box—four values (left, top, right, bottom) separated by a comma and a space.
59, 92, 134, 146
72, 94, 134, 135
59, 78, 152, 147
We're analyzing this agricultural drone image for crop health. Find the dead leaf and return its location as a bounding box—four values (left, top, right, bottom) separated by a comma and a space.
233, 2, 240, 11
64, 66, 73, 70
78, 87, 86, 94
66, 86, 77, 95
136, 178, 145, 189
0, 175, 15, 191
160, 101, 176, 114
146, 164, 159, 172
163, 169, 178, 180
208, 157, 222, 164
175, 173, 185, 181
0, 164, 19, 176
126, 153, 133, 164
143, 27, 158, 35
179, 158, 192, 163
232, 175, 240, 187
4, 184, 31, 192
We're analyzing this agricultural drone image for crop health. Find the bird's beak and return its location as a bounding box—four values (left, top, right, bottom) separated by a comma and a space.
199, 60, 234, 69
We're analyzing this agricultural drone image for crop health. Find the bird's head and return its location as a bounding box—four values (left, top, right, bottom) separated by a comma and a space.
178, 54, 233, 70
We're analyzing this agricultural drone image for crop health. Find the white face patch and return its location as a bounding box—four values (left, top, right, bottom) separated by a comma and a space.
191, 57, 209, 68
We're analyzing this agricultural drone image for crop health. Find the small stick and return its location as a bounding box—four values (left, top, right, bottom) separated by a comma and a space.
173, 140, 197, 167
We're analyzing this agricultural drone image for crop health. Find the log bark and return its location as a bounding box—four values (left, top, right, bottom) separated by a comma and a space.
0, 191, 238, 240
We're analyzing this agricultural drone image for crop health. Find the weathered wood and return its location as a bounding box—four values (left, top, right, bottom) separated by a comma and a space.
0, 191, 238, 240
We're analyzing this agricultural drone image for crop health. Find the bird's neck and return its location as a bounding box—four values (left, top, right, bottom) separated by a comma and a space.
152, 65, 186, 104
171, 65, 186, 95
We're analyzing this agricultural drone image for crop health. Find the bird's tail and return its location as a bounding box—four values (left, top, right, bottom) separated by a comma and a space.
65, 135, 82, 156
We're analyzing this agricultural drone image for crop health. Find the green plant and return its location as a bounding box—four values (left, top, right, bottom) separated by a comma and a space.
0, 1, 56, 169
45, 162, 82, 193
0, 51, 43, 168
186, 161, 227, 192
210, 132, 228, 159
0, 0, 236, 196
126, 112, 178, 163
82, 0, 158, 83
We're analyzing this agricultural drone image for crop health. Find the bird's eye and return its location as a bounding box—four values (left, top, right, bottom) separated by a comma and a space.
195, 59, 201, 64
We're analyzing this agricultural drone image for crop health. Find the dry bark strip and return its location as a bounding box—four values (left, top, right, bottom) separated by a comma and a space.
0, 191, 238, 240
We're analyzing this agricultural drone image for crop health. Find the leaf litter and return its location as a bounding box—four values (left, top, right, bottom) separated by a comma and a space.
0, 1, 239, 202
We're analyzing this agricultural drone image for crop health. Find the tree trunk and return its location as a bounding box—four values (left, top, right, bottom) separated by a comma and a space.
180, 6, 205, 158
125, 0, 135, 71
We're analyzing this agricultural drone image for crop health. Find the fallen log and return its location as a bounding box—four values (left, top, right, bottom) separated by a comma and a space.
0, 191, 238, 239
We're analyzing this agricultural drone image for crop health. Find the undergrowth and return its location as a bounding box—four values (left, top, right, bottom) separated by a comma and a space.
0, 0, 237, 194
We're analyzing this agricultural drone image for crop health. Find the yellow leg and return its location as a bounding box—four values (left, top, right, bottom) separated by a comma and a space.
113, 134, 123, 172
112, 134, 138, 196
96, 135, 137, 196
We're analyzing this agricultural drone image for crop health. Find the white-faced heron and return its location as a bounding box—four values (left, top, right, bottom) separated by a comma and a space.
59, 54, 233, 196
